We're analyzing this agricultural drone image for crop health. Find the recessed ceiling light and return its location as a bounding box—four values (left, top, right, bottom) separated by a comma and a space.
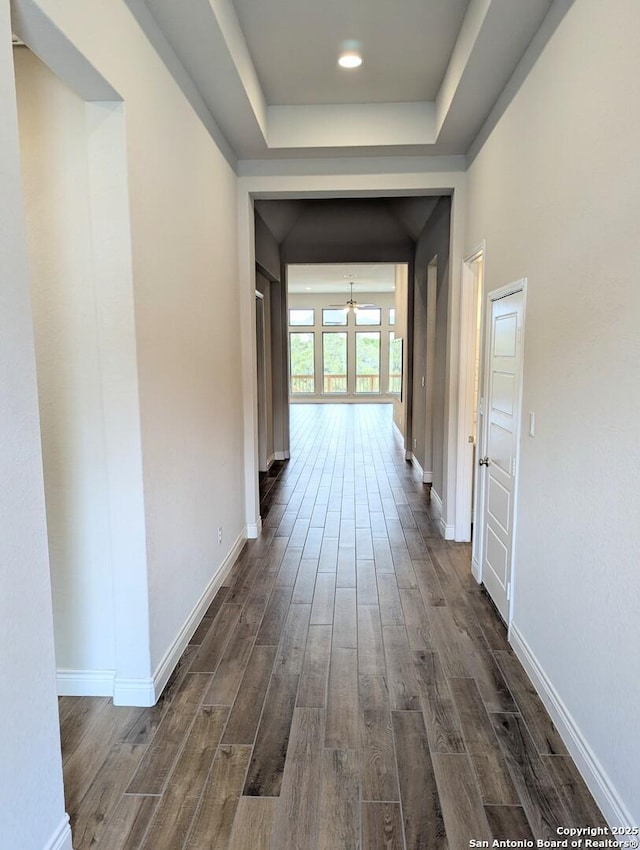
338, 51, 362, 69
305, 287, 312, 291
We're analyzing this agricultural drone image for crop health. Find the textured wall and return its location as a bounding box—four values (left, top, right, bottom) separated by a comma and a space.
0, 9, 69, 850
466, 0, 640, 822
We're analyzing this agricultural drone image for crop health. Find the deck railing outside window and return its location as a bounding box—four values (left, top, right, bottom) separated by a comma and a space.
290, 374, 401, 394
290, 374, 315, 393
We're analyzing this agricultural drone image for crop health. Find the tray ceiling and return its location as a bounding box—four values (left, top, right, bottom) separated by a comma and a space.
127, 0, 556, 161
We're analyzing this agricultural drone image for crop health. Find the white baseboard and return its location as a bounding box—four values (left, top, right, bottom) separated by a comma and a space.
273, 450, 289, 461
409, 452, 423, 477
113, 676, 155, 707
471, 555, 481, 583
58, 533, 247, 708
151, 530, 246, 704
440, 519, 455, 540
266, 453, 275, 470
52, 670, 154, 706
44, 815, 72, 850
57, 668, 115, 697
408, 453, 432, 484
509, 623, 634, 828
393, 420, 405, 449
430, 488, 454, 539
246, 517, 262, 539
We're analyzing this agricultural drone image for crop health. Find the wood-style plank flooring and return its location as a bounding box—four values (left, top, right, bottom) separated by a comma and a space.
59, 404, 608, 850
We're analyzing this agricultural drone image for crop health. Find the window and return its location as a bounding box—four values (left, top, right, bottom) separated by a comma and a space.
355, 332, 380, 393
322, 308, 348, 326
355, 307, 381, 326
289, 308, 314, 327
289, 332, 315, 393
389, 332, 402, 395
288, 300, 398, 398
323, 332, 347, 393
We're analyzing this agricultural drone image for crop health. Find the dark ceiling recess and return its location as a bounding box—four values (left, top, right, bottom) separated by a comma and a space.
254, 196, 445, 246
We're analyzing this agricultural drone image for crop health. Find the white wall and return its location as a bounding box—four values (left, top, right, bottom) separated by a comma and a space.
466, 0, 640, 823
0, 4, 70, 849
14, 0, 246, 688
135, 113, 244, 673
15, 48, 116, 678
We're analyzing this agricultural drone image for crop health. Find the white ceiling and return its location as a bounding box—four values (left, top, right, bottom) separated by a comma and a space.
229, 0, 470, 106
128, 0, 555, 161
288, 263, 398, 294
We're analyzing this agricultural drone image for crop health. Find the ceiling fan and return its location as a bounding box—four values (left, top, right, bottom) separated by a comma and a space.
329, 281, 377, 313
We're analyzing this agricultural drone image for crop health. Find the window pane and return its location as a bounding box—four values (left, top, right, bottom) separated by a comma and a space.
322, 308, 347, 326
389, 308, 396, 326
389, 332, 402, 394
289, 332, 315, 393
289, 308, 314, 326
356, 332, 380, 393
323, 332, 347, 393
355, 307, 381, 326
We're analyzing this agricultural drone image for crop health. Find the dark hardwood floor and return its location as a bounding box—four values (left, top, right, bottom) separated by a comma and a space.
59, 403, 608, 849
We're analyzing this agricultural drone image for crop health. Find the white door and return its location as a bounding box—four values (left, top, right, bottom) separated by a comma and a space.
479, 284, 525, 622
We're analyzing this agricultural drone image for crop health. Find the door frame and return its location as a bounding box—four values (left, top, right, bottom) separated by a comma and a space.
473, 278, 527, 629
255, 290, 268, 472
422, 257, 438, 484
238, 174, 467, 539
455, 241, 485, 541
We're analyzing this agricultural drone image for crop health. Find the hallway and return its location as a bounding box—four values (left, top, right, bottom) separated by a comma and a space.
60, 404, 607, 849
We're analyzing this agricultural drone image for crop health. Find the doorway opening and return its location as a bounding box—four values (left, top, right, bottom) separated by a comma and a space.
14, 45, 116, 694
13, 42, 149, 705
249, 194, 457, 543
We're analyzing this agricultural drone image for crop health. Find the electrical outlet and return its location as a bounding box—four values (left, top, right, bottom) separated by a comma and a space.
413, 438, 417, 448
217, 527, 223, 545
